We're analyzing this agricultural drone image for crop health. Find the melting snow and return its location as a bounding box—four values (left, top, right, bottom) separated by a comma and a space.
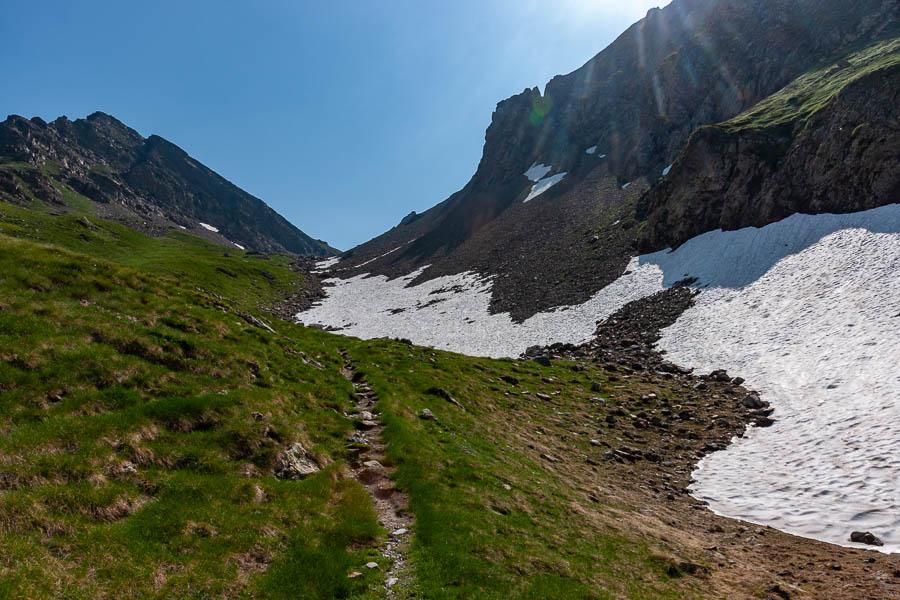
524, 162, 553, 182
199, 222, 219, 233
621, 182, 632, 189
312, 256, 341, 273
301, 204, 900, 552
524, 172, 567, 203
355, 246, 403, 269
586, 146, 598, 155
233, 242, 245, 250
662, 164, 672, 176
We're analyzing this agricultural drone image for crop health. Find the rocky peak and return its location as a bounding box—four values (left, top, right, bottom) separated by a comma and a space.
0, 112, 335, 256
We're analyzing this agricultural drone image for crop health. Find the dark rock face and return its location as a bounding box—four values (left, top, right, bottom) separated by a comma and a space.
850, 531, 884, 546
638, 57, 900, 252
0, 112, 334, 256
335, 0, 897, 320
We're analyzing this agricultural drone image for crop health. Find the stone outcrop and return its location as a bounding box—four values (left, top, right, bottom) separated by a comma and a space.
638, 53, 900, 252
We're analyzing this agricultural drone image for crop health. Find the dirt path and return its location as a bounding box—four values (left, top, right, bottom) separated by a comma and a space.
340, 350, 414, 594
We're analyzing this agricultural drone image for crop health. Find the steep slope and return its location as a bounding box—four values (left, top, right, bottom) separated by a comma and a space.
332, 0, 897, 320
0, 112, 335, 256
638, 37, 900, 251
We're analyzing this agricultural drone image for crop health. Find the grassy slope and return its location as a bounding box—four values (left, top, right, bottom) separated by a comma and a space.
0, 200, 700, 599
722, 36, 900, 132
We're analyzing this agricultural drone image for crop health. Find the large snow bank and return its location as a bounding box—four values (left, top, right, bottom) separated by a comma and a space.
300, 204, 900, 551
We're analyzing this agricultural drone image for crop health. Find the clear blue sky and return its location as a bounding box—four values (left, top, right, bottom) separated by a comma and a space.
1, 0, 665, 250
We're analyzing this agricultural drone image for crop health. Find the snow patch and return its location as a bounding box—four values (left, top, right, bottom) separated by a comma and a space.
198, 222, 219, 233
524, 172, 567, 203
662, 164, 672, 176
524, 162, 552, 182
233, 242, 245, 250
356, 246, 403, 269
621, 182, 632, 189
585, 146, 598, 155
312, 256, 341, 273
650, 206, 900, 553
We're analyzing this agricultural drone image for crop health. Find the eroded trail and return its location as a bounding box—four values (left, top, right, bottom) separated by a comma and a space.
340, 350, 414, 593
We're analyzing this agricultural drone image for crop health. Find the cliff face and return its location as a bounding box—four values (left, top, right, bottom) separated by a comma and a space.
336, 0, 898, 320
0, 112, 335, 256
638, 40, 900, 252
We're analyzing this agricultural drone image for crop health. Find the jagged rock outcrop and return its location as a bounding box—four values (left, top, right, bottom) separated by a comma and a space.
0, 112, 335, 256
638, 42, 900, 252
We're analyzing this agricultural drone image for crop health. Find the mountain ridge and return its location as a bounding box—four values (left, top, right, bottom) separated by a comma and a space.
0, 111, 335, 256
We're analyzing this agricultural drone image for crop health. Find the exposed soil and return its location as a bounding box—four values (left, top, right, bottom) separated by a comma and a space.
340, 351, 414, 594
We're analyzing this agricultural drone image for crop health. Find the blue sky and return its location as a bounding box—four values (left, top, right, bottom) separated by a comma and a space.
1, 0, 664, 250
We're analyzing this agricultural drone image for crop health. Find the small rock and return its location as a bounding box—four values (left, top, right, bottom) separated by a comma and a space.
348, 571, 363, 579
849, 531, 884, 546
541, 453, 561, 463
767, 583, 791, 599
365, 561, 379, 569
386, 577, 399, 588
275, 442, 320, 479
693, 381, 708, 391
589, 439, 602, 447
419, 408, 437, 421
732, 376, 745, 386
360, 411, 375, 421
500, 375, 519, 386
427, 386, 463, 408
590, 382, 603, 392
743, 394, 765, 409
709, 369, 730, 382
391, 528, 408, 537
535, 393, 551, 401
363, 460, 383, 469
533, 355, 552, 366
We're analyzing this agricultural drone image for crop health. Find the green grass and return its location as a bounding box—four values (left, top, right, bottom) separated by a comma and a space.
0, 204, 710, 598
0, 200, 305, 310
723, 37, 900, 132
350, 343, 696, 599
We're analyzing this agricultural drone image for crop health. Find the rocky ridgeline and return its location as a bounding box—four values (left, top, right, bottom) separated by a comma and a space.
0, 112, 334, 256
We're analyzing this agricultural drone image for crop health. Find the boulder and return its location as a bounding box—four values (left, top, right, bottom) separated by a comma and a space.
849, 531, 884, 546
743, 394, 765, 409
275, 442, 320, 479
